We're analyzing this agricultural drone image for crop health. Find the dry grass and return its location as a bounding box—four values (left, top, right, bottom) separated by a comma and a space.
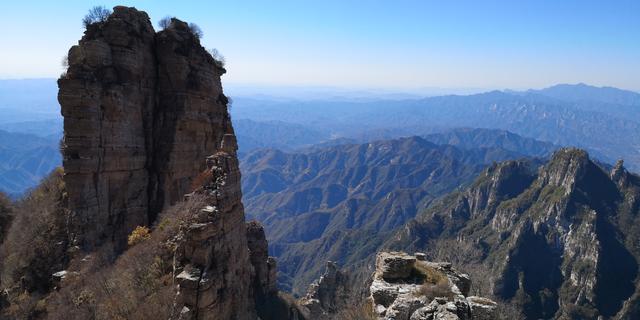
1, 182, 210, 320
413, 262, 454, 300
0, 168, 68, 319
417, 277, 454, 301
190, 169, 213, 192
44, 193, 209, 320
413, 262, 448, 285
334, 300, 377, 320
0, 167, 68, 292
0, 191, 12, 241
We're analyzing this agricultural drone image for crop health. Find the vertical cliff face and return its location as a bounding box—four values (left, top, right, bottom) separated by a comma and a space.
59, 6, 230, 250
151, 19, 231, 217
174, 149, 256, 319
59, 6, 156, 249
58, 6, 270, 319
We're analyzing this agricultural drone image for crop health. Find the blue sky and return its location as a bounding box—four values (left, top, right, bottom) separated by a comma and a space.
1, 0, 638, 91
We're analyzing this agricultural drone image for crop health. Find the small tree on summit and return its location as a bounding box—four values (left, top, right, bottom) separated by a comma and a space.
208, 48, 226, 67
158, 16, 173, 30
188, 22, 203, 39
82, 6, 111, 28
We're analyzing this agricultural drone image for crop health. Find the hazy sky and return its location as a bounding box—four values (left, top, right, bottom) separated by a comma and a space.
1, 0, 639, 91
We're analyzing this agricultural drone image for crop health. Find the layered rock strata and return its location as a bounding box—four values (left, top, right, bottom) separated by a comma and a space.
59, 7, 276, 319
370, 252, 497, 320
246, 220, 279, 307
299, 261, 350, 319
173, 148, 256, 319
59, 6, 229, 250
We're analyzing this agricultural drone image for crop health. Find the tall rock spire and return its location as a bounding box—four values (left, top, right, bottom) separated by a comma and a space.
56, 7, 308, 319
59, 7, 231, 250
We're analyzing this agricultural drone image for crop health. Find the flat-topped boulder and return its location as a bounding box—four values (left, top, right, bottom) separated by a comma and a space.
370, 252, 497, 320
376, 251, 417, 281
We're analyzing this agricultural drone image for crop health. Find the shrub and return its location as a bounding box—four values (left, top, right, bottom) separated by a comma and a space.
495, 299, 525, 320
158, 16, 173, 30
0, 168, 68, 293
82, 6, 111, 28
334, 301, 377, 320
417, 277, 454, 301
208, 48, 226, 67
564, 303, 598, 319
0, 191, 11, 241
44, 193, 209, 320
127, 226, 151, 246
61, 54, 69, 68
413, 262, 447, 284
188, 22, 203, 39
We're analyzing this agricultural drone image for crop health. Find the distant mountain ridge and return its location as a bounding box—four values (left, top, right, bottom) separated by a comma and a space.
1, 81, 638, 197
385, 148, 640, 319
423, 128, 557, 159
234, 119, 330, 154
531, 83, 640, 107
0, 130, 60, 197
231, 84, 640, 171
240, 130, 556, 294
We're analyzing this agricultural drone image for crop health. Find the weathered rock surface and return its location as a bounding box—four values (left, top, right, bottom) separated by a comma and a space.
376, 252, 417, 280
370, 252, 497, 320
246, 220, 278, 303
59, 6, 229, 250
172, 150, 257, 319
299, 261, 350, 319
388, 148, 640, 319
58, 7, 283, 320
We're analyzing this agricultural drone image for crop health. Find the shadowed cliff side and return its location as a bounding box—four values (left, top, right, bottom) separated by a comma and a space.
59, 6, 231, 251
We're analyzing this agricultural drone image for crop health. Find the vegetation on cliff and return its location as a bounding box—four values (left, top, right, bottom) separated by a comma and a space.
386, 148, 640, 319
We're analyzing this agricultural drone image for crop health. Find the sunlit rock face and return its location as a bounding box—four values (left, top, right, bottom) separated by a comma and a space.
60, 6, 262, 319
59, 6, 231, 250
369, 251, 497, 320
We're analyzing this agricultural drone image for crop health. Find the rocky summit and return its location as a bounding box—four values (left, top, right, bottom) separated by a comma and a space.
53, 6, 287, 320
298, 261, 351, 319
388, 148, 640, 319
370, 251, 497, 320
59, 6, 231, 250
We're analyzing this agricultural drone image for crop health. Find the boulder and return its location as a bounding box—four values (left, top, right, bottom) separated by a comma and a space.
467, 296, 498, 320
299, 261, 350, 319
369, 252, 497, 320
376, 252, 417, 281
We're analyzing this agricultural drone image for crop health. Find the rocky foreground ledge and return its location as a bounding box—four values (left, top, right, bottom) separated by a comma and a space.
370, 252, 497, 320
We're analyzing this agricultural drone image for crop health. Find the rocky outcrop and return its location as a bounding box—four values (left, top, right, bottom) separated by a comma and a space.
299, 261, 350, 319
370, 252, 497, 320
388, 148, 640, 319
172, 149, 256, 319
246, 221, 278, 307
58, 7, 285, 320
59, 6, 230, 250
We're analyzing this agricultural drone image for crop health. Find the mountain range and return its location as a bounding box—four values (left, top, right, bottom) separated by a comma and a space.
0, 130, 60, 197
1, 6, 639, 319
240, 129, 557, 294
1, 80, 638, 197
231, 84, 640, 171
386, 149, 640, 319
